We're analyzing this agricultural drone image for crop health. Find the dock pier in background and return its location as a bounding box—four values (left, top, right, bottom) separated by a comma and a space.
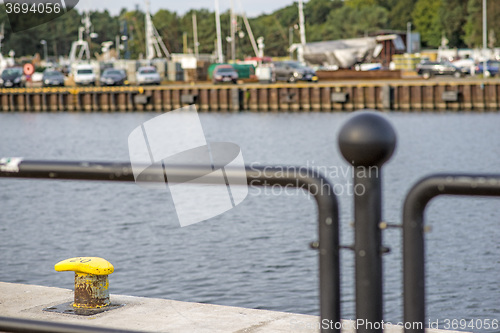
0, 80, 499, 112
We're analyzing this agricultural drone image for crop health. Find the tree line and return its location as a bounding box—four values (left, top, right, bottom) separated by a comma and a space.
0, 0, 498, 60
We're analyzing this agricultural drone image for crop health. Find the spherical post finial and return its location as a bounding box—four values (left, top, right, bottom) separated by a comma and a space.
338, 111, 397, 167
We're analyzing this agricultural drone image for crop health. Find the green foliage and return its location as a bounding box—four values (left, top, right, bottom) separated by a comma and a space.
305, 0, 343, 24
153, 9, 181, 54
121, 9, 146, 58
412, 0, 443, 47
324, 5, 389, 40
345, 0, 379, 9
439, 0, 468, 48
464, 0, 499, 48
464, 0, 482, 47
381, 0, 416, 30
0, 0, 497, 59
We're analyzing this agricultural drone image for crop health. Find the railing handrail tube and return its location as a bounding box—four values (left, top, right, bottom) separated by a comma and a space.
0, 316, 147, 333
0, 160, 340, 333
403, 173, 500, 333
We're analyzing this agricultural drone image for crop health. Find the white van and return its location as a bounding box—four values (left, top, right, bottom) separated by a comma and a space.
74, 64, 96, 86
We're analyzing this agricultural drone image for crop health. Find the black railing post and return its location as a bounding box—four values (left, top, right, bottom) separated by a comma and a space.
403, 174, 500, 333
338, 112, 396, 333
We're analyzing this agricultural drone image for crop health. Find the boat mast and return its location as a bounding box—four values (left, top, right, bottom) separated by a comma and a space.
69, 12, 91, 62
237, 0, 259, 58
215, 0, 224, 63
230, 0, 236, 62
145, 0, 170, 60
0, 23, 4, 55
192, 13, 199, 59
145, 0, 155, 59
482, 0, 488, 76
298, 0, 306, 63
0, 23, 5, 69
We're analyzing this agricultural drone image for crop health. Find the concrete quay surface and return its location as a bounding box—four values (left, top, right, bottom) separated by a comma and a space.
0, 282, 469, 333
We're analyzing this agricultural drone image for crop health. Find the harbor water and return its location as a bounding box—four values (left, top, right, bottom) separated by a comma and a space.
0, 111, 499, 332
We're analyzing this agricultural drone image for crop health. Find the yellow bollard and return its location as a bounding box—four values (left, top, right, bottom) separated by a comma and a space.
55, 257, 114, 309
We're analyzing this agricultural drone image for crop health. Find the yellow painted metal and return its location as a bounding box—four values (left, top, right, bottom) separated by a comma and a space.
0, 86, 144, 94
55, 257, 114, 275
55, 257, 114, 309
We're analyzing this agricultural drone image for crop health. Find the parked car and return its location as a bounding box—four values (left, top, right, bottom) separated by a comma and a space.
475, 60, 500, 77
74, 64, 96, 86
31, 72, 44, 83
0, 67, 26, 88
42, 69, 65, 87
212, 65, 238, 84
273, 61, 318, 83
100, 68, 127, 86
136, 66, 161, 85
451, 58, 475, 75
416, 61, 461, 79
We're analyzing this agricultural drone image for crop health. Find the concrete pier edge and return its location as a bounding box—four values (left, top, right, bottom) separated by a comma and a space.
0, 282, 469, 333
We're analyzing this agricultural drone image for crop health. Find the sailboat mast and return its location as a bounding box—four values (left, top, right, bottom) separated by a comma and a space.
298, 0, 306, 62
230, 0, 236, 62
298, 0, 306, 46
192, 13, 199, 59
144, 0, 170, 59
0, 23, 4, 54
215, 0, 224, 63
145, 0, 155, 59
237, 0, 258, 58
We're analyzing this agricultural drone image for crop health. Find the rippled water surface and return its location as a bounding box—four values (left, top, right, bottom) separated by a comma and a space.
0, 112, 499, 331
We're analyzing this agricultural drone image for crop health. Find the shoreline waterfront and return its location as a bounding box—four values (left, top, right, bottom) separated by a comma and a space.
0, 282, 476, 333
0, 79, 500, 112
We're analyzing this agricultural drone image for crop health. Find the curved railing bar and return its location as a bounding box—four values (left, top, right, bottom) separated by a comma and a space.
0, 316, 146, 333
403, 174, 500, 333
0, 160, 340, 333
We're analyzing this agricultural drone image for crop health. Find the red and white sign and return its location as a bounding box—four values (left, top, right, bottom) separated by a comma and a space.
23, 63, 35, 76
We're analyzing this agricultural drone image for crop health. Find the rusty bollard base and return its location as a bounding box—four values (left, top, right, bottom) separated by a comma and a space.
44, 257, 123, 316
73, 272, 110, 308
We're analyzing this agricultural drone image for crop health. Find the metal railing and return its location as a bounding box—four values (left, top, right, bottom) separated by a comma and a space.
0, 161, 340, 333
337, 112, 396, 333
403, 174, 500, 333
1, 111, 498, 333
0, 316, 145, 333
